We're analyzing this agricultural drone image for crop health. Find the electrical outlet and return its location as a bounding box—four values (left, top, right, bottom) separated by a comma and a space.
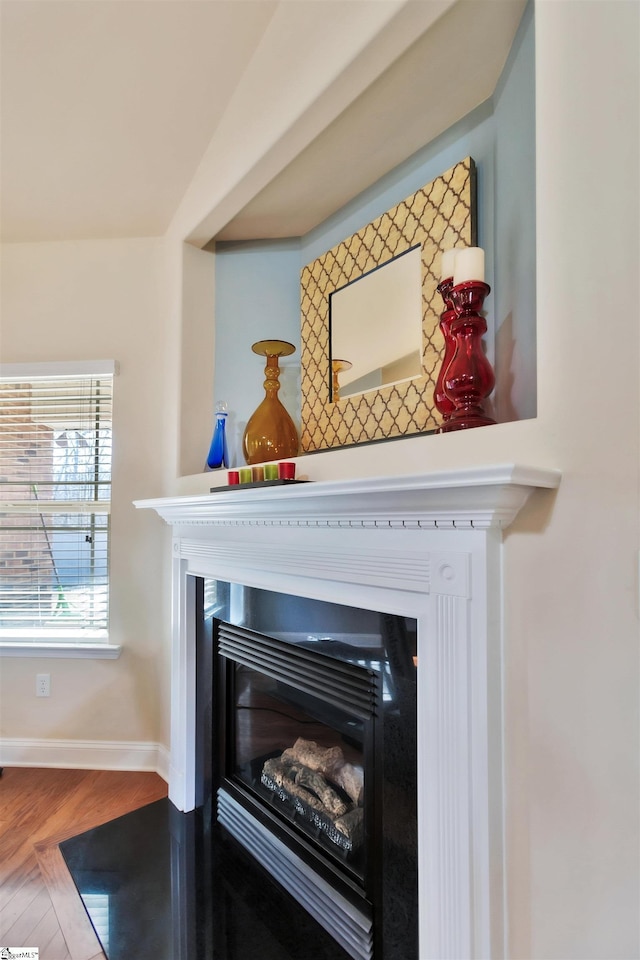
36, 673, 50, 697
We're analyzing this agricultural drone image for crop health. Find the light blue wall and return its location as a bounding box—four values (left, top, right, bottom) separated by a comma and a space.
213, 238, 301, 468
493, 0, 537, 421
214, 2, 535, 465
301, 100, 495, 270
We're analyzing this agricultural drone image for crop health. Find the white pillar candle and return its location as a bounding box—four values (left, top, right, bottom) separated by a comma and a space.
440, 248, 458, 281
453, 246, 484, 285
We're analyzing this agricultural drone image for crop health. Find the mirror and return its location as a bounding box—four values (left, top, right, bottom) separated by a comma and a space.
300, 156, 476, 453
330, 247, 423, 400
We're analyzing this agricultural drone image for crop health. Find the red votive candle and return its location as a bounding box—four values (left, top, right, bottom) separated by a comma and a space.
227, 471, 240, 485
278, 461, 296, 480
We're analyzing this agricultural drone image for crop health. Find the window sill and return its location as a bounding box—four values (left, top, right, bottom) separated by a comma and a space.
0, 642, 122, 659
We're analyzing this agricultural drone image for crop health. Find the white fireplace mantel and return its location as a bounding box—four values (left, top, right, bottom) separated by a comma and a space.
136, 462, 559, 530
135, 463, 560, 960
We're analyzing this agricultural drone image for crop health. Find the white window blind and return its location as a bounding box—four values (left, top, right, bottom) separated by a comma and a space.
0, 362, 114, 641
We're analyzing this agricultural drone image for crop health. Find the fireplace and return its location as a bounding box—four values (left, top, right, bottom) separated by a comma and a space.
136, 464, 560, 959
201, 583, 418, 960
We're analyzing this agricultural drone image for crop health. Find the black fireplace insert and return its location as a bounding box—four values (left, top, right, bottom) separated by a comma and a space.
196, 580, 418, 960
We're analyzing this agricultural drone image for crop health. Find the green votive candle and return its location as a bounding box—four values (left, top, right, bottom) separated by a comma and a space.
264, 463, 278, 481
239, 467, 252, 484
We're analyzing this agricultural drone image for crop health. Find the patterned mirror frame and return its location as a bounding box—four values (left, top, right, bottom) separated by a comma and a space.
300, 157, 476, 453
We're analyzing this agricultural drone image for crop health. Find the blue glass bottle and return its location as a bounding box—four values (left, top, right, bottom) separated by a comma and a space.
205, 401, 229, 470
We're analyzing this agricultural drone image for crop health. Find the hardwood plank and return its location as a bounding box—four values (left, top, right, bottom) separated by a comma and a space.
0, 868, 42, 938
35, 843, 104, 960
0, 767, 167, 960
1, 836, 48, 889
2, 769, 88, 837
28, 902, 64, 954
2, 884, 51, 945
36, 772, 167, 849
43, 924, 73, 960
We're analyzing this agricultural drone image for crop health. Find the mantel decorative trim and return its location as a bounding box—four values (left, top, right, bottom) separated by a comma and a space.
134, 463, 560, 530
177, 536, 435, 595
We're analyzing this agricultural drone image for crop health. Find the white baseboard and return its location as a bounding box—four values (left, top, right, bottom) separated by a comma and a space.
0, 737, 170, 782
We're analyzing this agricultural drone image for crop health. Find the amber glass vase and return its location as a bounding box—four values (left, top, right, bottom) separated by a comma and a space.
242, 340, 299, 465
331, 359, 352, 401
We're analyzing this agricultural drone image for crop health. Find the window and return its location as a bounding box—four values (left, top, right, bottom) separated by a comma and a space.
0, 361, 116, 653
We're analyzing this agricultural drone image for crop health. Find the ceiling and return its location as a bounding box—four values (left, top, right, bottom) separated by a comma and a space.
212, 0, 527, 244
0, 0, 526, 246
0, 0, 277, 242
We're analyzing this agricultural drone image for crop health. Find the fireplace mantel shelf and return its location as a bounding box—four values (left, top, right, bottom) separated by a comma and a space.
135, 462, 560, 530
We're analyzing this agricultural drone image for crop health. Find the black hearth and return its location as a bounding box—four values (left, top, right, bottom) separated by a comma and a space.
198, 581, 418, 960
61, 796, 360, 960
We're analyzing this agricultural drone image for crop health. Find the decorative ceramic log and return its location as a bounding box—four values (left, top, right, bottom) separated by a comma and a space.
334, 807, 365, 846
331, 762, 364, 807
282, 738, 344, 773
281, 738, 364, 807
261, 750, 365, 853
294, 766, 349, 817
262, 757, 325, 812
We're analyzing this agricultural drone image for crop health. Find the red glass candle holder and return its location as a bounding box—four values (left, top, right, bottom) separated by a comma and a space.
433, 278, 457, 427
440, 280, 496, 432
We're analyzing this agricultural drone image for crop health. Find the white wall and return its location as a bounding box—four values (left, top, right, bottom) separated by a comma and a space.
179, 243, 216, 477
168, 3, 639, 958
0, 238, 172, 752
504, 5, 639, 956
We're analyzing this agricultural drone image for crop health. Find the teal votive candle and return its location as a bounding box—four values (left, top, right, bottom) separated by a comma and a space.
239, 467, 252, 484
264, 463, 278, 481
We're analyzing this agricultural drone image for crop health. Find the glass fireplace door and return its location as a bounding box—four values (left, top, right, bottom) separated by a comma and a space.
218, 623, 379, 890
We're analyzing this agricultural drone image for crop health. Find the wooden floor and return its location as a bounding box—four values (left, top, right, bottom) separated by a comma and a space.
0, 767, 167, 960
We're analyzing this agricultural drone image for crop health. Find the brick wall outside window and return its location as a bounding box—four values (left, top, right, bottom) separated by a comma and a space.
0, 384, 56, 609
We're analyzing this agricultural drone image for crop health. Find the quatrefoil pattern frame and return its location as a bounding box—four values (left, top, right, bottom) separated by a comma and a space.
300, 157, 476, 453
